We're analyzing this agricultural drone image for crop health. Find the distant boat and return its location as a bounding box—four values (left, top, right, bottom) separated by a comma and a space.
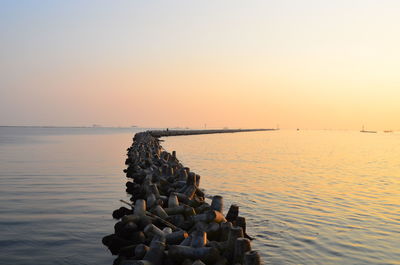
360, 125, 377, 133
131, 125, 138, 128
384, 130, 393, 133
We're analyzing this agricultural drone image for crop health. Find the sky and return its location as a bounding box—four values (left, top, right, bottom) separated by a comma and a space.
1, 0, 399, 130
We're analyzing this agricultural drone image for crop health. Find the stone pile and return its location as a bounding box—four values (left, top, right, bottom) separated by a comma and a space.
102, 131, 262, 265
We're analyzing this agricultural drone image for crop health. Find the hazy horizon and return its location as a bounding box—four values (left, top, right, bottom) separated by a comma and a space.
1, 1, 399, 130
0, 124, 393, 132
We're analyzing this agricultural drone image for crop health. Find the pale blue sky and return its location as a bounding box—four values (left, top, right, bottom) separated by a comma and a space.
1, 1, 399, 129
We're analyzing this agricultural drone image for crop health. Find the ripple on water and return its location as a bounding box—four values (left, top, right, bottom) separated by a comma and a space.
1, 129, 400, 264
162, 131, 400, 265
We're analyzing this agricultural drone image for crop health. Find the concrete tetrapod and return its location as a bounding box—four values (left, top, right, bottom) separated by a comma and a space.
102, 130, 263, 265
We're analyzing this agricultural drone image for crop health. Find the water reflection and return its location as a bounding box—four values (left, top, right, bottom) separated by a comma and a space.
0, 127, 141, 265
1, 128, 399, 264
162, 130, 400, 265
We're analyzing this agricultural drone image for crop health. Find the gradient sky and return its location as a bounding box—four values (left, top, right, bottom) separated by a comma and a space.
1, 0, 399, 129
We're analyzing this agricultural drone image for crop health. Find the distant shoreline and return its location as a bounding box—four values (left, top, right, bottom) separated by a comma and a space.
0, 125, 138, 129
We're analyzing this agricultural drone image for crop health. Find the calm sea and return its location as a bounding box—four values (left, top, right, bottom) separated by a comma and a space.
0, 127, 399, 265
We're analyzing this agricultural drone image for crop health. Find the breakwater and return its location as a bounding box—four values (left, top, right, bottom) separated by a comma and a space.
149, 128, 275, 138
103, 130, 266, 265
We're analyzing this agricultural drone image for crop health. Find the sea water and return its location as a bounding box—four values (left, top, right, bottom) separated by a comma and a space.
163, 130, 400, 265
0, 127, 399, 264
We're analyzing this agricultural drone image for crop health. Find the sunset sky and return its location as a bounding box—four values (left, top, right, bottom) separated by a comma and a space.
1, 0, 399, 130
